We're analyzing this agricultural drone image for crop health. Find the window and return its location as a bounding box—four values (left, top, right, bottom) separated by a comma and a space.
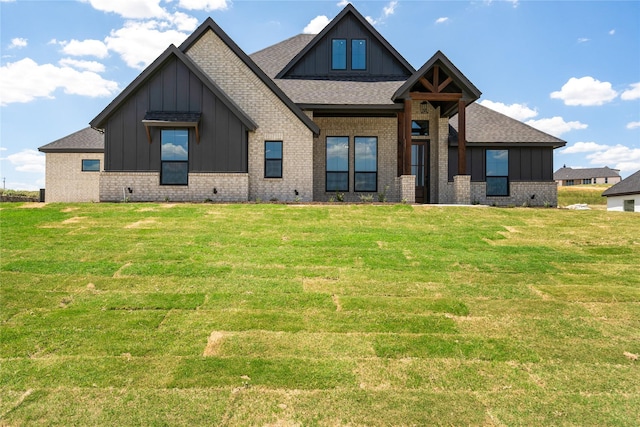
486, 149, 509, 196
264, 141, 283, 178
161, 129, 189, 185
624, 200, 635, 212
332, 39, 347, 70
411, 120, 429, 136
355, 137, 377, 192
326, 136, 349, 192
605, 177, 608, 184
351, 39, 366, 70
82, 159, 100, 172
566, 180, 574, 186
583, 179, 592, 185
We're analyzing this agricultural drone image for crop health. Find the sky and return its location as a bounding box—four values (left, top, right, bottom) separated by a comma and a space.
1, 0, 639, 190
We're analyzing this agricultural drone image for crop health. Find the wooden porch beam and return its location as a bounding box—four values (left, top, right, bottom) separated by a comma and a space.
457, 99, 466, 175
409, 92, 463, 101
419, 77, 435, 93
433, 65, 439, 90
404, 99, 412, 175
437, 76, 453, 93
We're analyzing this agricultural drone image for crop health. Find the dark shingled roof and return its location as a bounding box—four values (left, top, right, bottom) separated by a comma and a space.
250, 35, 404, 106
554, 166, 621, 181
38, 127, 104, 153
449, 103, 566, 147
251, 34, 315, 79
602, 169, 640, 196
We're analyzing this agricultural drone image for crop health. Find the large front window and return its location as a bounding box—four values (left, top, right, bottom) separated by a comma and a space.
161, 129, 189, 185
326, 136, 349, 192
354, 137, 377, 192
486, 149, 508, 196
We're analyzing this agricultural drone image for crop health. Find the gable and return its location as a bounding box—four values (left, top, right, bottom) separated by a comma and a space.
93, 49, 252, 173
277, 5, 413, 81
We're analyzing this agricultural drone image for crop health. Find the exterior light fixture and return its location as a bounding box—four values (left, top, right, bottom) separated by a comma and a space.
420, 101, 428, 114
213, 188, 218, 194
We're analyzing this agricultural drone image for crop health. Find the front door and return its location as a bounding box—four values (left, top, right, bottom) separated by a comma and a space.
411, 141, 429, 203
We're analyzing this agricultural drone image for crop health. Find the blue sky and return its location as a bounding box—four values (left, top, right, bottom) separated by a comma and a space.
1, 0, 639, 190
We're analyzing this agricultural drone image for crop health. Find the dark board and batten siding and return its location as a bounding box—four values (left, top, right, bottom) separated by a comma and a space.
104, 56, 248, 173
284, 14, 411, 80
448, 146, 555, 182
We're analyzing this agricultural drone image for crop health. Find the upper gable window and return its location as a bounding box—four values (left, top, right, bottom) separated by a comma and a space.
352, 39, 367, 70
332, 39, 347, 70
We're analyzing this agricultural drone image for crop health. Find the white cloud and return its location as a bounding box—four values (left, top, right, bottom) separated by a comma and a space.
0, 58, 119, 106
435, 17, 449, 24
337, 0, 350, 6
303, 15, 330, 34
4, 149, 45, 174
561, 141, 609, 154
80, 0, 166, 19
479, 100, 538, 121
577, 37, 590, 43
9, 38, 27, 49
585, 145, 640, 173
609, 29, 615, 35
178, 0, 229, 11
383, 0, 398, 17
550, 76, 618, 106
525, 116, 587, 137
166, 11, 199, 32
60, 39, 109, 58
365, 16, 378, 26
105, 21, 189, 69
58, 58, 106, 73
621, 82, 640, 101
627, 121, 640, 130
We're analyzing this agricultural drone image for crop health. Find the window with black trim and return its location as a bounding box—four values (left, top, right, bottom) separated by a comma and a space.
354, 137, 377, 192
351, 39, 366, 70
161, 129, 189, 185
326, 136, 349, 192
411, 120, 429, 136
264, 141, 283, 178
624, 200, 635, 212
82, 159, 100, 172
486, 149, 508, 196
332, 39, 347, 70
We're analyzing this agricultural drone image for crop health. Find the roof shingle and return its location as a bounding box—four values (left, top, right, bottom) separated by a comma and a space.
602, 169, 640, 196
38, 127, 104, 153
554, 166, 621, 181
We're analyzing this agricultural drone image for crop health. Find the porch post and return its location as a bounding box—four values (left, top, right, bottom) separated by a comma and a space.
457, 99, 466, 175
404, 99, 412, 175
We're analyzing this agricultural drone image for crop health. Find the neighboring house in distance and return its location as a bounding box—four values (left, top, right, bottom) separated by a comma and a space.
38, 4, 565, 205
38, 127, 104, 202
554, 166, 621, 186
602, 169, 640, 212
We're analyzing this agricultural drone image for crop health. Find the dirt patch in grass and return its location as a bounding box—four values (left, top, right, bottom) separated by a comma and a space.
18, 203, 46, 208
124, 219, 158, 228
62, 216, 86, 224
203, 331, 226, 356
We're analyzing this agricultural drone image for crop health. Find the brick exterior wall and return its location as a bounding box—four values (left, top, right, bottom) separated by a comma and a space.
45, 153, 103, 202
312, 116, 398, 202
453, 175, 471, 204
99, 172, 249, 202
185, 30, 314, 202
469, 181, 558, 206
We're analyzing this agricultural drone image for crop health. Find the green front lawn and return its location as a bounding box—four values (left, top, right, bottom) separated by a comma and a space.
1, 203, 638, 425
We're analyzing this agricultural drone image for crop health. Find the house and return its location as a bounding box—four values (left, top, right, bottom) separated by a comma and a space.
602, 169, 640, 212
554, 166, 621, 187
38, 4, 565, 205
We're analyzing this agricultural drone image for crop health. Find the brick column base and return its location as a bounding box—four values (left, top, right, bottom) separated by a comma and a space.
396, 175, 415, 203
453, 175, 471, 205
